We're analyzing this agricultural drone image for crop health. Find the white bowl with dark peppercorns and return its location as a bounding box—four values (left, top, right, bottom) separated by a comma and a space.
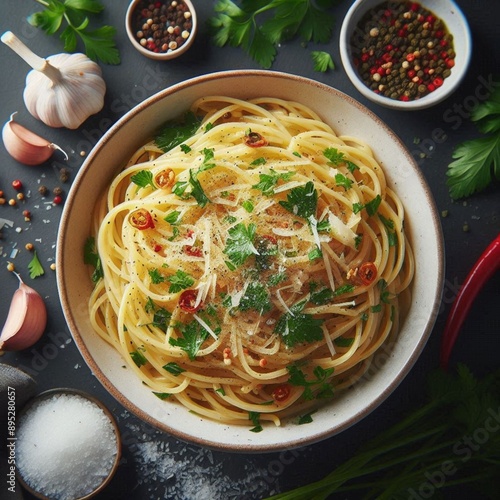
125, 0, 197, 60
340, 0, 472, 110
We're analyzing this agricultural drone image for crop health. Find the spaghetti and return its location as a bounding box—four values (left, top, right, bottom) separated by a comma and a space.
88, 96, 414, 427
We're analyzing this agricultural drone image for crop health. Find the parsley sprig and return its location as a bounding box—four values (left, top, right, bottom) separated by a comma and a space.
446, 85, 500, 199
29, 0, 120, 65
173, 148, 215, 207
274, 299, 324, 347
208, 0, 337, 70
287, 364, 334, 400
223, 222, 259, 268
83, 236, 103, 283
169, 320, 212, 360
266, 364, 500, 499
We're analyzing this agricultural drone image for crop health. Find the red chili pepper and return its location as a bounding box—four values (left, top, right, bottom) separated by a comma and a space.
244, 131, 268, 148
129, 208, 155, 230
179, 289, 202, 313
440, 234, 500, 371
358, 262, 377, 286
154, 168, 175, 189
272, 384, 291, 403
184, 245, 203, 257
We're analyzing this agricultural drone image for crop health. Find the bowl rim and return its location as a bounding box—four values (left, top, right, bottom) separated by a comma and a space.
125, 0, 197, 60
15, 388, 122, 499
57, 70, 445, 452
339, 0, 472, 110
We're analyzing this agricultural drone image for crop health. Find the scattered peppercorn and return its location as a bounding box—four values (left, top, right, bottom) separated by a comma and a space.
53, 186, 63, 196
131, 0, 193, 55
7, 262, 15, 272
16, 192, 25, 200
12, 179, 23, 190
38, 185, 49, 196
25, 242, 34, 251
8, 199, 16, 206
23, 210, 32, 221
0, 198, 6, 205
53, 195, 63, 205
50, 263, 57, 271
351, 1, 456, 102
59, 167, 70, 183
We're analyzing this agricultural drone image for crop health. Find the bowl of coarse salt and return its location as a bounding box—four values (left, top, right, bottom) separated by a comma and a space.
16, 389, 121, 500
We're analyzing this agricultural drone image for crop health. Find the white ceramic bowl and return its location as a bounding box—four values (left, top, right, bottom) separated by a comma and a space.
57, 70, 444, 452
125, 0, 197, 61
339, 0, 472, 110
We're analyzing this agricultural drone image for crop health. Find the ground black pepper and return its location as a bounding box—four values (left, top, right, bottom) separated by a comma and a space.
131, 0, 193, 54
351, 1, 456, 101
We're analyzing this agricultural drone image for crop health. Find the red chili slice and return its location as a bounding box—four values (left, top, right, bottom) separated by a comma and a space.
358, 262, 377, 285
184, 245, 203, 257
244, 131, 268, 148
154, 169, 175, 189
179, 289, 202, 313
129, 209, 155, 230
272, 384, 291, 403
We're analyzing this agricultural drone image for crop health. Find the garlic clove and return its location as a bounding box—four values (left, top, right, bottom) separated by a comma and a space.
2, 113, 67, 165
1, 32, 106, 130
0, 272, 47, 351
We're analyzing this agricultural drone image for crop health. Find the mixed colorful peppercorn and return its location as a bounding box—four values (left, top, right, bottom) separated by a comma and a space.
132, 0, 193, 54
351, 1, 456, 101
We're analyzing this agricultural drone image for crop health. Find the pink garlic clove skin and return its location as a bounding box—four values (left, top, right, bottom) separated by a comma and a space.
0, 280, 47, 351
2, 116, 56, 165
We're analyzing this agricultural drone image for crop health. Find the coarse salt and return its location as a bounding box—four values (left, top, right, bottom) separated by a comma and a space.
17, 393, 119, 500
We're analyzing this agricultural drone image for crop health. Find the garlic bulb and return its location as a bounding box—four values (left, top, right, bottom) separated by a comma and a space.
2, 112, 68, 165
0, 272, 47, 351
1, 31, 106, 129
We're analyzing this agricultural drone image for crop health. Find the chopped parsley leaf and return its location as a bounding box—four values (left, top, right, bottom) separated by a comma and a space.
84, 237, 103, 283
249, 411, 263, 433
335, 173, 353, 191
169, 320, 210, 360
149, 268, 165, 284
252, 169, 295, 196
379, 213, 397, 247
223, 222, 258, 267
287, 364, 334, 400
130, 348, 147, 367
162, 362, 186, 376
334, 336, 354, 347
131, 169, 156, 190
353, 195, 382, 216
324, 147, 358, 172
274, 300, 324, 347
279, 181, 317, 220
298, 410, 317, 425
155, 112, 200, 152
173, 148, 215, 207
333, 284, 355, 297
242, 200, 254, 213
166, 270, 195, 293
238, 282, 272, 313
153, 392, 172, 400
250, 157, 267, 167
164, 211, 181, 224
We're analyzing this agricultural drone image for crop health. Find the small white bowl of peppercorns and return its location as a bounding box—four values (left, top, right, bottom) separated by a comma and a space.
126, 0, 197, 60
340, 0, 471, 110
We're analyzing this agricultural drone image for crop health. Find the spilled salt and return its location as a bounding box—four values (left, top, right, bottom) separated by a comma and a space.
17, 393, 119, 500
